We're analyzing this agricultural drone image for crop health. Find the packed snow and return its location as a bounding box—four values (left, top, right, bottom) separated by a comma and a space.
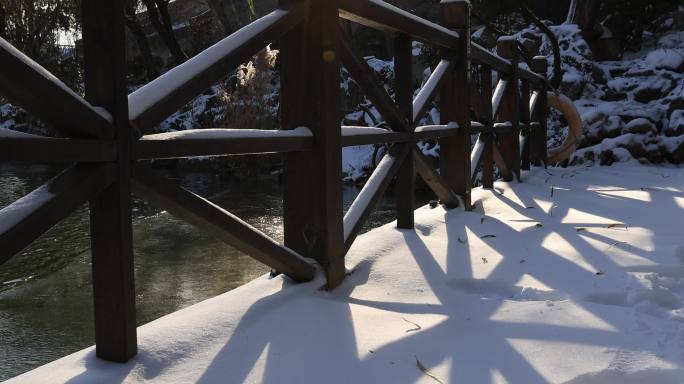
8, 165, 684, 383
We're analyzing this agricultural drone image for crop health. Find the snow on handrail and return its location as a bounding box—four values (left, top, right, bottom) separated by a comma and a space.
341, 126, 390, 136
414, 123, 460, 133
140, 127, 312, 141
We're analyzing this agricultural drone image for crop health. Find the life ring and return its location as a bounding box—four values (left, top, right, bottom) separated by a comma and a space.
545, 92, 583, 164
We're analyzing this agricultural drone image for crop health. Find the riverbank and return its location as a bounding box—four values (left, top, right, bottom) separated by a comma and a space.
7, 164, 684, 383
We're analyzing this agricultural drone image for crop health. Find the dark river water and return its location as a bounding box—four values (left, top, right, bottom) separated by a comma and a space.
0, 162, 431, 380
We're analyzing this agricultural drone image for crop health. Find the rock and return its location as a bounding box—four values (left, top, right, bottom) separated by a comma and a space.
593, 38, 623, 61
591, 66, 607, 84
584, 150, 595, 162
668, 99, 684, 117
604, 115, 624, 138
624, 118, 656, 135
668, 139, 684, 164
624, 68, 656, 78
677, 9, 684, 29
519, 37, 541, 57
645, 146, 663, 164
665, 110, 684, 137
601, 89, 627, 101
619, 141, 647, 159
634, 78, 672, 103
471, 26, 498, 50
599, 150, 616, 166
560, 77, 586, 100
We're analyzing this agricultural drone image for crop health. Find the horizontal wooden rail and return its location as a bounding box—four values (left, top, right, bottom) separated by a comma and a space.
339, 0, 460, 49
135, 128, 312, 159
413, 57, 455, 125
132, 166, 315, 282
0, 38, 114, 139
134, 124, 466, 159
341, 127, 408, 146
471, 43, 544, 86
128, 4, 308, 132
0, 164, 116, 265
519, 67, 544, 84
414, 124, 460, 140
0, 132, 117, 162
470, 122, 513, 134
472, 43, 511, 74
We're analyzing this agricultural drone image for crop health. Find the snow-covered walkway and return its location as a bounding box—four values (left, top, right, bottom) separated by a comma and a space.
8, 165, 684, 383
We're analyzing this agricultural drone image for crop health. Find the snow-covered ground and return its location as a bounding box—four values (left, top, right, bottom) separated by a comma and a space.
6, 164, 684, 383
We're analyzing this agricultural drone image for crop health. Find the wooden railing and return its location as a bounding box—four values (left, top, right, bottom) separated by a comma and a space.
0, 0, 549, 364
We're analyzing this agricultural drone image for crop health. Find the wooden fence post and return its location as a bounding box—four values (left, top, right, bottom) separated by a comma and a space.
530, 56, 548, 167
394, 33, 415, 229
520, 78, 532, 171
495, 36, 520, 181
82, 0, 137, 361
440, 0, 472, 209
281, 0, 345, 289
480, 66, 494, 189
280, 0, 314, 260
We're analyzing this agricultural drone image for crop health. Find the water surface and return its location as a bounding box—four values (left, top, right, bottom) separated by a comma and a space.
0, 163, 431, 379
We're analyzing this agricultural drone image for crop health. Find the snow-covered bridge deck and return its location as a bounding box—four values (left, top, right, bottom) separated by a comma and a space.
9, 165, 684, 383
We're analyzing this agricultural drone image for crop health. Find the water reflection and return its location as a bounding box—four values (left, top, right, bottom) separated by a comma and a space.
0, 163, 430, 379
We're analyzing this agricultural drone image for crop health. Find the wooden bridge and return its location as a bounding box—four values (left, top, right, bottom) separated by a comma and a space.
0, 0, 550, 365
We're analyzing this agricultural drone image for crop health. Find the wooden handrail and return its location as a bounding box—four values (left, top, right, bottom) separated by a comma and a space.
135, 128, 313, 159
0, 164, 116, 265
128, 4, 308, 132
0, 38, 114, 139
471, 43, 544, 86
0, 137, 117, 162
339, 0, 460, 49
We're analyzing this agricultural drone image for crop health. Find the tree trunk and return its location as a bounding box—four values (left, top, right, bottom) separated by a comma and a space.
141, 0, 188, 65
519, 5, 563, 90
154, 0, 189, 63
0, 3, 7, 39
207, 0, 235, 36
570, 0, 602, 41
124, 15, 159, 81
